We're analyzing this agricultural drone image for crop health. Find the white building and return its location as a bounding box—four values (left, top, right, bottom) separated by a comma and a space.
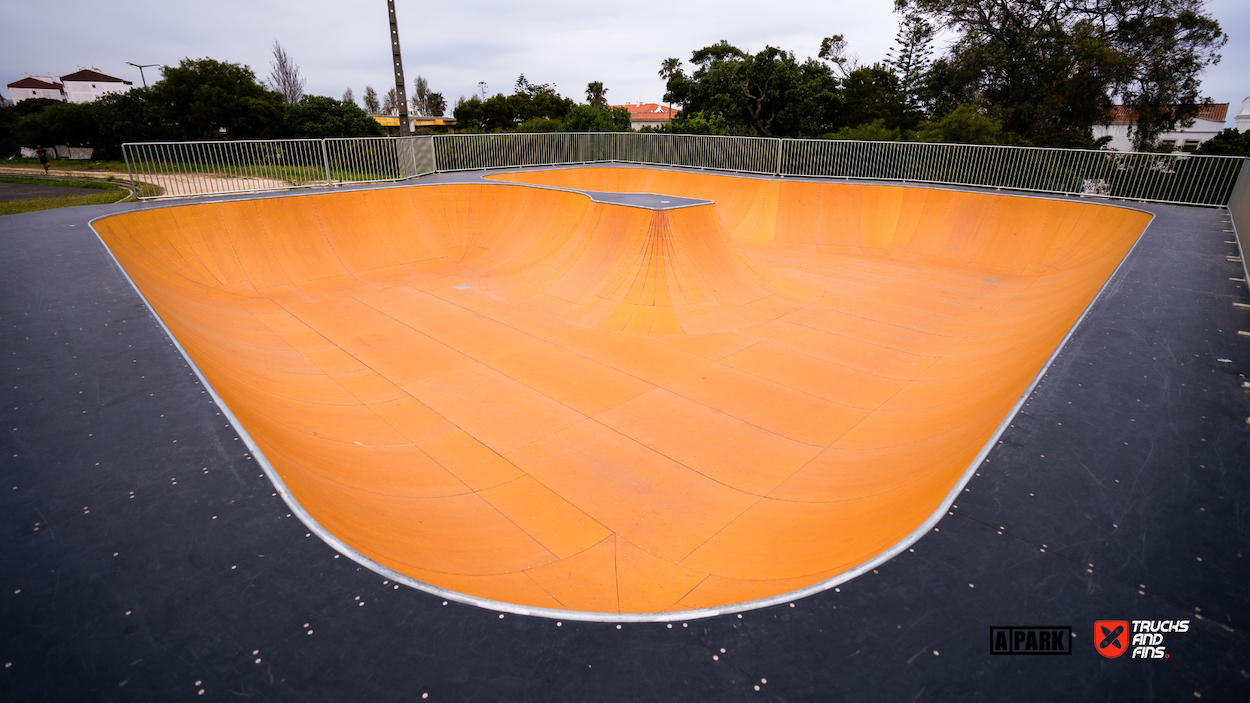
59, 69, 132, 103
6, 76, 66, 103
1235, 97, 1250, 133
612, 102, 680, 131
1093, 103, 1228, 152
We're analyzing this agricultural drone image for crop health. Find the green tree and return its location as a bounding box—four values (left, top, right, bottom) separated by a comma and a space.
899, 0, 1226, 149
0, 105, 18, 156
914, 105, 1005, 144
10, 98, 64, 117
670, 110, 730, 135
281, 95, 385, 138
411, 75, 430, 115
149, 57, 284, 139
818, 35, 854, 78
825, 118, 905, 141
517, 116, 562, 132
427, 93, 446, 117
363, 85, 380, 113
266, 40, 305, 104
884, 12, 935, 114
14, 101, 99, 148
561, 104, 632, 132
585, 81, 607, 108
1114, 5, 1228, 149
658, 58, 682, 123
453, 79, 574, 131
93, 88, 170, 158
510, 78, 575, 124
477, 93, 515, 130
916, 56, 978, 119
1026, 128, 1111, 149
453, 95, 484, 130
841, 65, 909, 131
1194, 128, 1250, 156
665, 41, 841, 137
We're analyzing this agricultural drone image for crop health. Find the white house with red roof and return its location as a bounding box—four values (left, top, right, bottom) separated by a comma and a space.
1234, 98, 1250, 133
612, 102, 680, 130
7, 68, 132, 105
59, 68, 132, 103
1092, 103, 1229, 152
6, 76, 66, 103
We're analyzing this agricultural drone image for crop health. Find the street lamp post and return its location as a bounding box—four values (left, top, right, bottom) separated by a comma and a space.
386, 0, 410, 137
126, 62, 158, 88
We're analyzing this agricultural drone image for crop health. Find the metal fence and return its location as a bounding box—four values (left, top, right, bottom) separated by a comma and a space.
123, 133, 1245, 206
432, 132, 781, 176
124, 136, 436, 199
124, 139, 328, 199
781, 139, 1245, 206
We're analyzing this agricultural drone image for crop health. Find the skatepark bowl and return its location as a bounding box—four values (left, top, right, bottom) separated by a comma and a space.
90, 167, 1152, 618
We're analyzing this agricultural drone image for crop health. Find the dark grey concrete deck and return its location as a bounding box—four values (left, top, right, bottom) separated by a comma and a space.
1, 170, 1248, 701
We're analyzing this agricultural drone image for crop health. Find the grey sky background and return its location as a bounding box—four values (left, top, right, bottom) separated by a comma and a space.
2, 0, 1246, 118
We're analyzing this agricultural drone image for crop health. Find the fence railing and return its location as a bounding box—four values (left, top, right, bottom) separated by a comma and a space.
123, 133, 1246, 206
125, 136, 436, 199
781, 139, 1245, 205
432, 132, 783, 176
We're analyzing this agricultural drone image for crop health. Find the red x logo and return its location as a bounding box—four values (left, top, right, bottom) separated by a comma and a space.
1095, 620, 1130, 658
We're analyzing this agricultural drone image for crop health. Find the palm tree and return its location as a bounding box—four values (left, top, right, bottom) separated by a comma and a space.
658, 58, 682, 131
586, 81, 607, 108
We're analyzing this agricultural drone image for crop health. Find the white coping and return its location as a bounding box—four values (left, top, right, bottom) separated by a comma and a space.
87, 167, 1157, 623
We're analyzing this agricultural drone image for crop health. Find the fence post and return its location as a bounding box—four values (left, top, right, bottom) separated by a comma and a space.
320, 139, 332, 187
1227, 157, 1250, 295
123, 144, 136, 198
775, 139, 784, 177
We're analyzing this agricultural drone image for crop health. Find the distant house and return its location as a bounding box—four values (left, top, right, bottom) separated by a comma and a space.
369, 114, 457, 135
1092, 103, 1229, 152
612, 103, 679, 131
1235, 97, 1250, 133
7, 68, 133, 104
7, 76, 66, 103
59, 69, 132, 103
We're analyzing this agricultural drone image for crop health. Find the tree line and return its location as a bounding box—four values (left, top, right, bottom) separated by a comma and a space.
4, 3, 1239, 159
660, 0, 1234, 152
0, 59, 385, 160
451, 75, 633, 133
0, 40, 448, 160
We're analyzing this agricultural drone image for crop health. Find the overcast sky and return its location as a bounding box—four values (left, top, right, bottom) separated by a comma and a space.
2, 0, 1247, 118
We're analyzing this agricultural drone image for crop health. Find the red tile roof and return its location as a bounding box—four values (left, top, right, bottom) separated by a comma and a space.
1106, 103, 1228, 123
613, 103, 679, 119
60, 69, 130, 84
7, 77, 62, 90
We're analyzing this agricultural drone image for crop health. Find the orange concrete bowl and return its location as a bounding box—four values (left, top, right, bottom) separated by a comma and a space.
92, 167, 1151, 618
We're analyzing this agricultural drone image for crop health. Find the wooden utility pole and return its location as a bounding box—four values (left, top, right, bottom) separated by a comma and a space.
387, 0, 410, 136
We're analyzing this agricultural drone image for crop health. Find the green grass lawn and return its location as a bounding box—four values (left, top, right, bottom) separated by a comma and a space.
0, 175, 131, 216
5, 156, 401, 186
2, 157, 131, 173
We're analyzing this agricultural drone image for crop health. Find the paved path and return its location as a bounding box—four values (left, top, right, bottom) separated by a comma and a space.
0, 166, 131, 181
0, 166, 288, 198
0, 181, 109, 202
